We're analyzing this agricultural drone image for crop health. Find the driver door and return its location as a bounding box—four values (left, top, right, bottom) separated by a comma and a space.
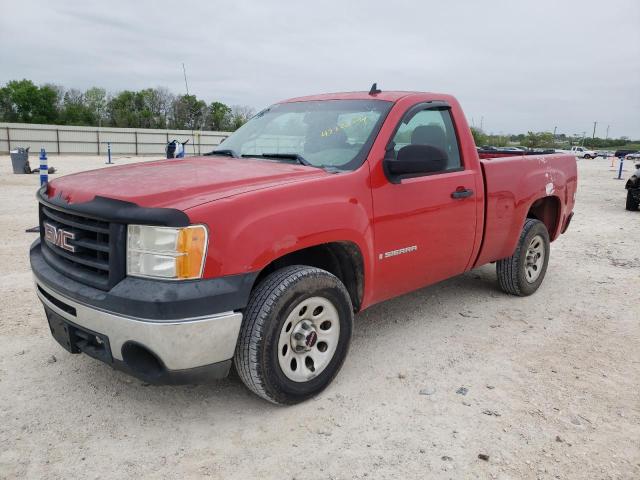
371, 105, 479, 302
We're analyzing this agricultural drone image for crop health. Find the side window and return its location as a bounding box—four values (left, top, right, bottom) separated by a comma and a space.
391, 108, 461, 172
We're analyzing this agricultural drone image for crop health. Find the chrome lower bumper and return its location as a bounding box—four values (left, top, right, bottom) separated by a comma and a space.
35, 279, 243, 371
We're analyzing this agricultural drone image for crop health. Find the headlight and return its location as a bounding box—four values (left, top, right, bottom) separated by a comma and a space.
127, 225, 208, 280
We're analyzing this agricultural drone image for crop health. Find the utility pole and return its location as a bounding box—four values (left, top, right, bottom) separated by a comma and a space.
605, 125, 610, 140
592, 121, 597, 140
552, 126, 557, 147
480, 116, 484, 131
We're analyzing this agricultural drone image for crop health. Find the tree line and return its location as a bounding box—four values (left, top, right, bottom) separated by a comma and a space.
471, 127, 639, 150
0, 79, 254, 131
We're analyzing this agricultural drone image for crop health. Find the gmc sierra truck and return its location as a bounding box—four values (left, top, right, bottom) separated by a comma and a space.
30, 89, 577, 404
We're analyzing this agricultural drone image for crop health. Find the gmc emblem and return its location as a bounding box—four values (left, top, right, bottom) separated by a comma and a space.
43, 222, 76, 253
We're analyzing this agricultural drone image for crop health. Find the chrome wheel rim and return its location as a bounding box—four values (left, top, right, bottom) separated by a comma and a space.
277, 296, 340, 382
524, 234, 545, 283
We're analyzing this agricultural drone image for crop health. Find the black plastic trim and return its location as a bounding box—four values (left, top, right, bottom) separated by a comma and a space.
561, 212, 574, 234
38, 285, 77, 316
114, 358, 232, 384
37, 185, 190, 227
31, 239, 259, 320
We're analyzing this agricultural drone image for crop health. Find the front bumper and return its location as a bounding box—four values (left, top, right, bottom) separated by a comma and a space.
31, 240, 257, 384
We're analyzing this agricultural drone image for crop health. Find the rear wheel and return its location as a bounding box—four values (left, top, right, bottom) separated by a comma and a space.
496, 219, 550, 296
234, 265, 353, 404
584, 154, 592, 159
626, 190, 639, 211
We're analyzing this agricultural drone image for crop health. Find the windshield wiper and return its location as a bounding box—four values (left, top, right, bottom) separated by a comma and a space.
204, 149, 239, 158
244, 152, 316, 168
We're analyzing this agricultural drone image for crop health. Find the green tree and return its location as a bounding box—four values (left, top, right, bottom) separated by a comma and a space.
486, 134, 509, 147
84, 87, 108, 126
523, 131, 554, 149
206, 101, 232, 131
0, 86, 12, 122
170, 94, 207, 130
228, 105, 255, 130
59, 88, 96, 125
136, 88, 175, 129
44, 83, 65, 112
470, 127, 487, 146
107, 90, 144, 127
0, 79, 58, 123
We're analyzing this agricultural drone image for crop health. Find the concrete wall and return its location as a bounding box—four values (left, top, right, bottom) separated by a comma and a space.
0, 122, 231, 156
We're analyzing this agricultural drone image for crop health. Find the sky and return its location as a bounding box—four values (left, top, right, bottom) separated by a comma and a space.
2, 0, 639, 138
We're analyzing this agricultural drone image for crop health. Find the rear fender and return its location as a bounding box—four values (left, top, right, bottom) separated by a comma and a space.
474, 154, 576, 266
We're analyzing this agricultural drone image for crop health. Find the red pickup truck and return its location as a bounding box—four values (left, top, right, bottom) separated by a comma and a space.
30, 89, 577, 404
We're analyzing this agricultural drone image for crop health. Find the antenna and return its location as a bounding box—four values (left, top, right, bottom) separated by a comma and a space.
182, 62, 190, 95
182, 63, 196, 155
369, 83, 382, 95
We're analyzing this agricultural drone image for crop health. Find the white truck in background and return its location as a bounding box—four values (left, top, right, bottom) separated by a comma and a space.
570, 146, 597, 159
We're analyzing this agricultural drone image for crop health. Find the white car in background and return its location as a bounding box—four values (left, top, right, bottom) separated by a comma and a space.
497, 146, 526, 153
595, 150, 614, 158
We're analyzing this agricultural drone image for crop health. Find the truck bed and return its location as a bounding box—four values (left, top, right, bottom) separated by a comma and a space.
477, 149, 556, 159
474, 153, 578, 267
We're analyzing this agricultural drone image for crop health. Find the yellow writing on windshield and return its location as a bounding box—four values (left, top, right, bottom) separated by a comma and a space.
320, 115, 370, 137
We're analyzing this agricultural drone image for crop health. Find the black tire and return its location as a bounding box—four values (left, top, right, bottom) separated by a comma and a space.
584, 154, 591, 159
234, 265, 353, 405
626, 190, 639, 211
496, 219, 550, 296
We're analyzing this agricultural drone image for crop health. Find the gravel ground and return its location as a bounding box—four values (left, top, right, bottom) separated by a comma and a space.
0, 154, 638, 480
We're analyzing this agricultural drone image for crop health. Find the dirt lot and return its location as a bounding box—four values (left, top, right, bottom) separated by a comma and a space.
0, 154, 638, 479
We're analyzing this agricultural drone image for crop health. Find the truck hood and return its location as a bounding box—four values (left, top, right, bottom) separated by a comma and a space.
46, 156, 328, 211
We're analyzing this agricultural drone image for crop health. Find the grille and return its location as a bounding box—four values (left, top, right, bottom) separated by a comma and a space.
39, 203, 126, 290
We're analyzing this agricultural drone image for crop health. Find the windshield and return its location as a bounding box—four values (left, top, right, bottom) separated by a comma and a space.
212, 99, 392, 170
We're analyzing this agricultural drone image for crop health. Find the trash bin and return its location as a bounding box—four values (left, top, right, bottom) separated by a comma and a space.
10, 147, 30, 174
166, 140, 177, 159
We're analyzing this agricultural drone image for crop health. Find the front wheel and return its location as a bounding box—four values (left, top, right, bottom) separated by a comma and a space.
234, 265, 353, 404
496, 219, 550, 296
584, 154, 591, 159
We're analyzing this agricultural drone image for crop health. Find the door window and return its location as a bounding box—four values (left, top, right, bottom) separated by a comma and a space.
390, 108, 461, 172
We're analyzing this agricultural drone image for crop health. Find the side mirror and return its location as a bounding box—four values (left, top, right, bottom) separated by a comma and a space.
385, 144, 448, 178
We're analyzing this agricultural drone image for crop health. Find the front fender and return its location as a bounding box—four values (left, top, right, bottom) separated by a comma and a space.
184, 169, 375, 285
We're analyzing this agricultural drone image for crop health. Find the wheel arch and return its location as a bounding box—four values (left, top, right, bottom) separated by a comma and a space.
251, 241, 365, 312
526, 195, 562, 240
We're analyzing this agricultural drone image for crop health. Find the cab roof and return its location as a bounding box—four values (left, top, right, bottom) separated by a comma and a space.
279, 90, 441, 104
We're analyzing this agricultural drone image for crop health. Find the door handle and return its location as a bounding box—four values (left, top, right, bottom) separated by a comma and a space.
451, 188, 474, 199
